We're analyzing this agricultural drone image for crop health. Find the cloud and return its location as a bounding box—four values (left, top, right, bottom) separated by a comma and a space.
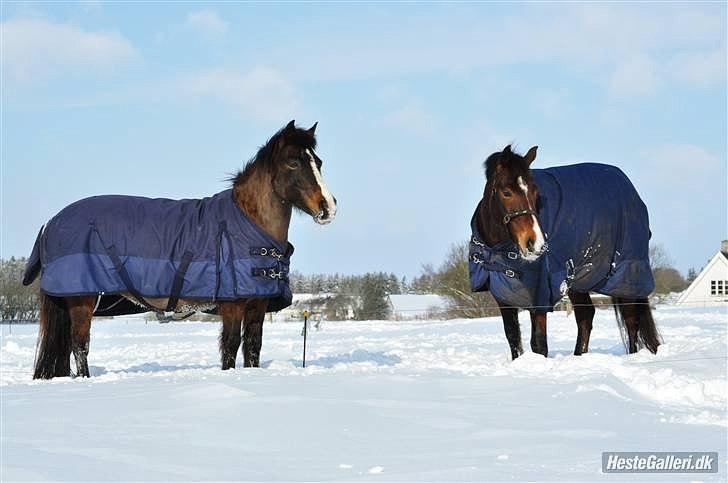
640, 143, 723, 183
186, 10, 228, 39
180, 66, 299, 121
385, 104, 436, 135
273, 4, 723, 96
608, 55, 659, 98
668, 50, 727, 88
1, 18, 136, 82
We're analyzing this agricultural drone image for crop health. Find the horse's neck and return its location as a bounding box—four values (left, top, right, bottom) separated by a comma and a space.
233, 168, 291, 244
477, 188, 509, 247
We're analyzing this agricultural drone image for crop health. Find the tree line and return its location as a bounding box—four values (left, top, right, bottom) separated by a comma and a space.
0, 243, 694, 322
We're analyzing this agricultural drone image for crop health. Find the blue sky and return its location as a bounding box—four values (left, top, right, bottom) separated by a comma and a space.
2, 2, 726, 278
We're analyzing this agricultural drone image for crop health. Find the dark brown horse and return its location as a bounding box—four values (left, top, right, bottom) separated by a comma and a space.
472, 145, 660, 359
30, 120, 336, 378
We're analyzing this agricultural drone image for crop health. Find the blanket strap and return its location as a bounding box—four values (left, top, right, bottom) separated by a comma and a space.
166, 251, 194, 311
106, 244, 164, 315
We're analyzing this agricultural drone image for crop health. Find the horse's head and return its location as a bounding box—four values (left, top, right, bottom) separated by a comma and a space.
270, 120, 337, 225
484, 144, 545, 259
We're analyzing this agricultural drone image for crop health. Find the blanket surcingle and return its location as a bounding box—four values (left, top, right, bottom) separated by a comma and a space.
22, 189, 293, 315
469, 163, 654, 312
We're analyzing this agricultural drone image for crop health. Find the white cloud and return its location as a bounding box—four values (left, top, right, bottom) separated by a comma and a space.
385, 104, 436, 135
668, 50, 727, 88
186, 10, 228, 39
608, 55, 659, 98
640, 144, 723, 182
275, 4, 723, 96
181, 66, 298, 121
1, 18, 136, 82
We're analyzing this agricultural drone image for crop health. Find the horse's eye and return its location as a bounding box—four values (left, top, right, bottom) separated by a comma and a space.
287, 159, 301, 170
502, 190, 513, 198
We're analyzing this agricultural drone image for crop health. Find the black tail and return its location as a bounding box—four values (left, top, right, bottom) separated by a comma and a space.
613, 297, 661, 354
22, 226, 43, 286
33, 293, 72, 379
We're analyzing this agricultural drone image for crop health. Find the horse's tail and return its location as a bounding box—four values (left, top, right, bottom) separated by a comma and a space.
33, 293, 72, 379
22, 226, 43, 286
613, 297, 661, 354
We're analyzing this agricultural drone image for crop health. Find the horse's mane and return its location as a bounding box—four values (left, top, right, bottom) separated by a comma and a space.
232, 124, 317, 186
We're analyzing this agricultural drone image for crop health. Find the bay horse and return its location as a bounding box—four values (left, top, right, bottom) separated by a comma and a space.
469, 145, 661, 359
24, 120, 337, 379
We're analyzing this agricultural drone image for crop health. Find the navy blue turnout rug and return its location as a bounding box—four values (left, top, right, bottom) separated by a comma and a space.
469, 163, 654, 311
23, 189, 293, 314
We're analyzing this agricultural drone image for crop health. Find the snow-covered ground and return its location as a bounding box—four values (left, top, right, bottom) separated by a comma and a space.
1, 305, 726, 481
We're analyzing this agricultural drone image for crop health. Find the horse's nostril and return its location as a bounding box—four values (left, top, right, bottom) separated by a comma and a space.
319, 200, 329, 218
527, 238, 535, 252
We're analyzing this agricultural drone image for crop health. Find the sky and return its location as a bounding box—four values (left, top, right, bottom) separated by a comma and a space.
1, 2, 726, 279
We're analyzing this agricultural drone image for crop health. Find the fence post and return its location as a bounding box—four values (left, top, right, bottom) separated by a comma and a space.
302, 309, 309, 368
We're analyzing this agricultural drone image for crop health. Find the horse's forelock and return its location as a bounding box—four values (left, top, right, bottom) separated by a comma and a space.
232, 125, 318, 187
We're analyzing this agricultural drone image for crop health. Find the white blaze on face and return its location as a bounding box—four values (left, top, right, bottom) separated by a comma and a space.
517, 176, 545, 255
306, 149, 337, 222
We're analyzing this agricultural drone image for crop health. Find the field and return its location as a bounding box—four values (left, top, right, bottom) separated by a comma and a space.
1, 305, 726, 481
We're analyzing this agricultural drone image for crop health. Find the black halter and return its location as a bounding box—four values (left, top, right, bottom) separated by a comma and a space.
491, 189, 536, 225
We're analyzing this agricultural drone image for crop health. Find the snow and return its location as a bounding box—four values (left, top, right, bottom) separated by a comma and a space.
388, 294, 448, 317
1, 305, 726, 481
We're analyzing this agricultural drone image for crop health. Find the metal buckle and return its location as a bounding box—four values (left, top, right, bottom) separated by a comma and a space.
504, 269, 516, 278
270, 248, 283, 261
269, 268, 285, 279
259, 247, 268, 256
507, 251, 518, 260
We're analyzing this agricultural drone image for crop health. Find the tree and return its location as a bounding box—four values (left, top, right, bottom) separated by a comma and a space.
653, 267, 687, 294
424, 241, 499, 318
649, 243, 672, 270
649, 243, 688, 294
0, 257, 40, 321
686, 267, 698, 284
356, 273, 391, 320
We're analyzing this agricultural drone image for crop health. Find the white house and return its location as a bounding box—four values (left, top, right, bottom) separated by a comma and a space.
387, 294, 448, 320
677, 241, 728, 305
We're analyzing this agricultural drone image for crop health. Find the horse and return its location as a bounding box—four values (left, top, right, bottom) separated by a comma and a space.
469, 145, 661, 359
23, 120, 337, 379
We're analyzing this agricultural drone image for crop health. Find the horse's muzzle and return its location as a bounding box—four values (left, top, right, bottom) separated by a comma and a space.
314, 197, 337, 225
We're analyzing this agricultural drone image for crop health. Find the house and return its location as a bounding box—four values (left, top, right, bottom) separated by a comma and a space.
387, 294, 448, 320
677, 241, 728, 305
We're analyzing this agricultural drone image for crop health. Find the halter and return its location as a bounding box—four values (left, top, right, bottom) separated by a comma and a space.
491, 188, 536, 225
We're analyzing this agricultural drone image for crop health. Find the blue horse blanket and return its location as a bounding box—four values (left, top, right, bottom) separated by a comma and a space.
469, 163, 654, 312
23, 189, 293, 314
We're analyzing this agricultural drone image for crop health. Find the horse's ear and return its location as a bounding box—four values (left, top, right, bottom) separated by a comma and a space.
503, 145, 512, 156
524, 146, 538, 166
307, 122, 318, 135
285, 120, 296, 133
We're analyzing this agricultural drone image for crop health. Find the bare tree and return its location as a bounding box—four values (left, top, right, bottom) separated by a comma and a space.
429, 241, 499, 318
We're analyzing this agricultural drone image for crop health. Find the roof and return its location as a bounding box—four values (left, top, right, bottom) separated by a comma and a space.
387, 294, 448, 315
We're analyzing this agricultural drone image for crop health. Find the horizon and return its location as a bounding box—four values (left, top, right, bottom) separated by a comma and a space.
2, 3, 726, 279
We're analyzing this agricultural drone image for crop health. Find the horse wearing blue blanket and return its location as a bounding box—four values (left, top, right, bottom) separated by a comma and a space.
25, 121, 337, 379
469, 145, 661, 359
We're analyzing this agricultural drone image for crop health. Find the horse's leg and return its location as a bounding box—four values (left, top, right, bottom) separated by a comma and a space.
498, 302, 523, 360
569, 291, 594, 355
219, 301, 244, 370
529, 311, 548, 357
243, 298, 268, 367
66, 296, 96, 377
